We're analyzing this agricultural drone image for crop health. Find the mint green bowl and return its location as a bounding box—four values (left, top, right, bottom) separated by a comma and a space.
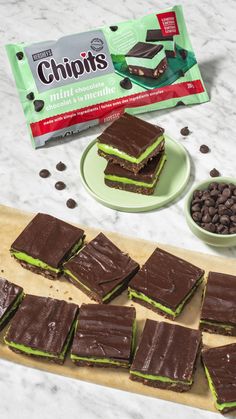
185, 177, 236, 247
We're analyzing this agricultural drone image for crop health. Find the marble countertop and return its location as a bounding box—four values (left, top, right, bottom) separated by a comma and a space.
1, 0, 236, 418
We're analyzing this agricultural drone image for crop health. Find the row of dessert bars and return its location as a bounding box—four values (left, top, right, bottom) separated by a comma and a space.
97, 113, 167, 195
0, 277, 235, 414
9, 213, 236, 334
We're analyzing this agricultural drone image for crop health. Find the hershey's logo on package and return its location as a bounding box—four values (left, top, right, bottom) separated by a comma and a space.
25, 31, 114, 93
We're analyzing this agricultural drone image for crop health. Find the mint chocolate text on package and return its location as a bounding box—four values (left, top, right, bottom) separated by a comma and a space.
6, 5, 209, 148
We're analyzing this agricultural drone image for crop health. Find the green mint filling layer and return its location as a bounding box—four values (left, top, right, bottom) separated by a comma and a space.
105, 154, 167, 188
130, 370, 192, 385
200, 320, 234, 332
125, 48, 166, 70
71, 320, 136, 366
128, 276, 203, 318
204, 367, 236, 411
64, 268, 127, 302
0, 291, 24, 328
98, 135, 164, 164
11, 238, 83, 273
4, 319, 76, 360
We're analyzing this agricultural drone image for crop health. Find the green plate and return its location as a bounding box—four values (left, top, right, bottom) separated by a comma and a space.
80, 136, 190, 213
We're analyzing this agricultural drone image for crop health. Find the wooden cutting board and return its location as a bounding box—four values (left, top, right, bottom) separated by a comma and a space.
0, 204, 235, 413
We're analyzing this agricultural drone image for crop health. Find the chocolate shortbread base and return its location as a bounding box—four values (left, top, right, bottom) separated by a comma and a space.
72, 359, 130, 368
98, 141, 164, 174
9, 347, 65, 365
131, 296, 175, 320
200, 322, 236, 337
12, 257, 61, 280
105, 179, 156, 195
129, 373, 191, 392
128, 57, 167, 79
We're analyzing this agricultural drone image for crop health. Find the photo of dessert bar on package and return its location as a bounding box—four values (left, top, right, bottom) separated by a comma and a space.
6, 5, 208, 148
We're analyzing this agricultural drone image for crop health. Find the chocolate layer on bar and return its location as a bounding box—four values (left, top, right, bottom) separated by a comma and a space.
0, 277, 24, 331
63, 232, 139, 303
200, 272, 236, 336
202, 344, 236, 413
146, 29, 174, 42
126, 42, 163, 59
10, 213, 85, 279
130, 320, 201, 392
128, 247, 204, 319
4, 294, 78, 364
71, 304, 136, 368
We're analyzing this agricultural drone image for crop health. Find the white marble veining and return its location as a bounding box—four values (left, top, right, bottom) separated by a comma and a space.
0, 0, 236, 418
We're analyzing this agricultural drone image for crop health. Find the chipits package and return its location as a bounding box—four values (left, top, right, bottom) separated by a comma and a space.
6, 5, 209, 148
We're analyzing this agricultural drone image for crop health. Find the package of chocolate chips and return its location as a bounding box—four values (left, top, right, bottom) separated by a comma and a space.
6, 5, 208, 148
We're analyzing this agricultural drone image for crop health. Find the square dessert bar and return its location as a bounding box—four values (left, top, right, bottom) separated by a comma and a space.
97, 113, 165, 174
4, 294, 79, 364
146, 29, 176, 57
125, 42, 168, 78
0, 277, 24, 331
202, 344, 236, 414
10, 213, 85, 280
104, 152, 167, 195
128, 247, 204, 319
63, 232, 139, 303
130, 320, 201, 392
200, 271, 236, 336
71, 304, 136, 368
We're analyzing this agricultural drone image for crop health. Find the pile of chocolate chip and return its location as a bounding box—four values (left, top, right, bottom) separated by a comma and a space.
191, 182, 236, 235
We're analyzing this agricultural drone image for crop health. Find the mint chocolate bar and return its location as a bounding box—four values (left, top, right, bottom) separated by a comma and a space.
4, 294, 79, 364
146, 30, 176, 57
63, 232, 139, 303
10, 213, 85, 280
128, 247, 204, 319
104, 152, 167, 195
125, 42, 167, 78
200, 272, 236, 336
130, 320, 201, 392
202, 344, 236, 413
0, 277, 24, 331
71, 304, 136, 368
97, 113, 165, 174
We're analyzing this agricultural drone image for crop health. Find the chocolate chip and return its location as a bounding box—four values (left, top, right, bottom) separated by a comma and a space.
200, 144, 210, 154
231, 204, 236, 214
220, 215, 230, 225
205, 198, 215, 207
222, 188, 231, 198
39, 169, 50, 178
110, 26, 118, 31
34, 100, 44, 112
66, 199, 77, 209
218, 194, 228, 204
210, 168, 220, 177
202, 214, 211, 223
225, 198, 234, 208
26, 92, 35, 101
192, 212, 202, 222
180, 49, 187, 60
208, 207, 217, 216
178, 70, 185, 77
218, 183, 227, 192
55, 181, 66, 190
210, 189, 219, 198
229, 226, 236, 234
175, 101, 185, 106
180, 126, 190, 136
212, 214, 219, 223
56, 161, 66, 171
193, 190, 202, 198
204, 223, 215, 233
16, 51, 24, 60
208, 182, 218, 190
192, 204, 201, 212
120, 77, 132, 90
230, 215, 236, 223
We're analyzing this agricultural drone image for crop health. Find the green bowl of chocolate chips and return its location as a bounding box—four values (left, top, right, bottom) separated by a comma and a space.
185, 177, 236, 247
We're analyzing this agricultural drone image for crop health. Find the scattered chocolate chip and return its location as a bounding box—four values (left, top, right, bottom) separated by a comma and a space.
180, 49, 188, 60
230, 226, 236, 234
192, 212, 202, 222
26, 92, 35, 101
180, 126, 190, 136
39, 169, 50, 178
56, 161, 66, 171
202, 214, 211, 223
210, 168, 220, 177
200, 144, 210, 154
55, 181, 66, 190
110, 25, 118, 31
16, 51, 24, 60
34, 100, 44, 112
175, 101, 185, 107
66, 198, 77, 209
178, 70, 185, 77
120, 77, 132, 90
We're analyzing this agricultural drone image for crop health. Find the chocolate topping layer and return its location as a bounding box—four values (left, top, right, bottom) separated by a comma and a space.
97, 113, 164, 158
129, 247, 204, 310
104, 151, 165, 183
64, 232, 139, 300
125, 42, 163, 59
11, 213, 84, 268
146, 29, 174, 42
131, 320, 201, 382
201, 271, 236, 325
72, 304, 135, 361
0, 277, 23, 319
6, 294, 78, 355
202, 343, 236, 404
